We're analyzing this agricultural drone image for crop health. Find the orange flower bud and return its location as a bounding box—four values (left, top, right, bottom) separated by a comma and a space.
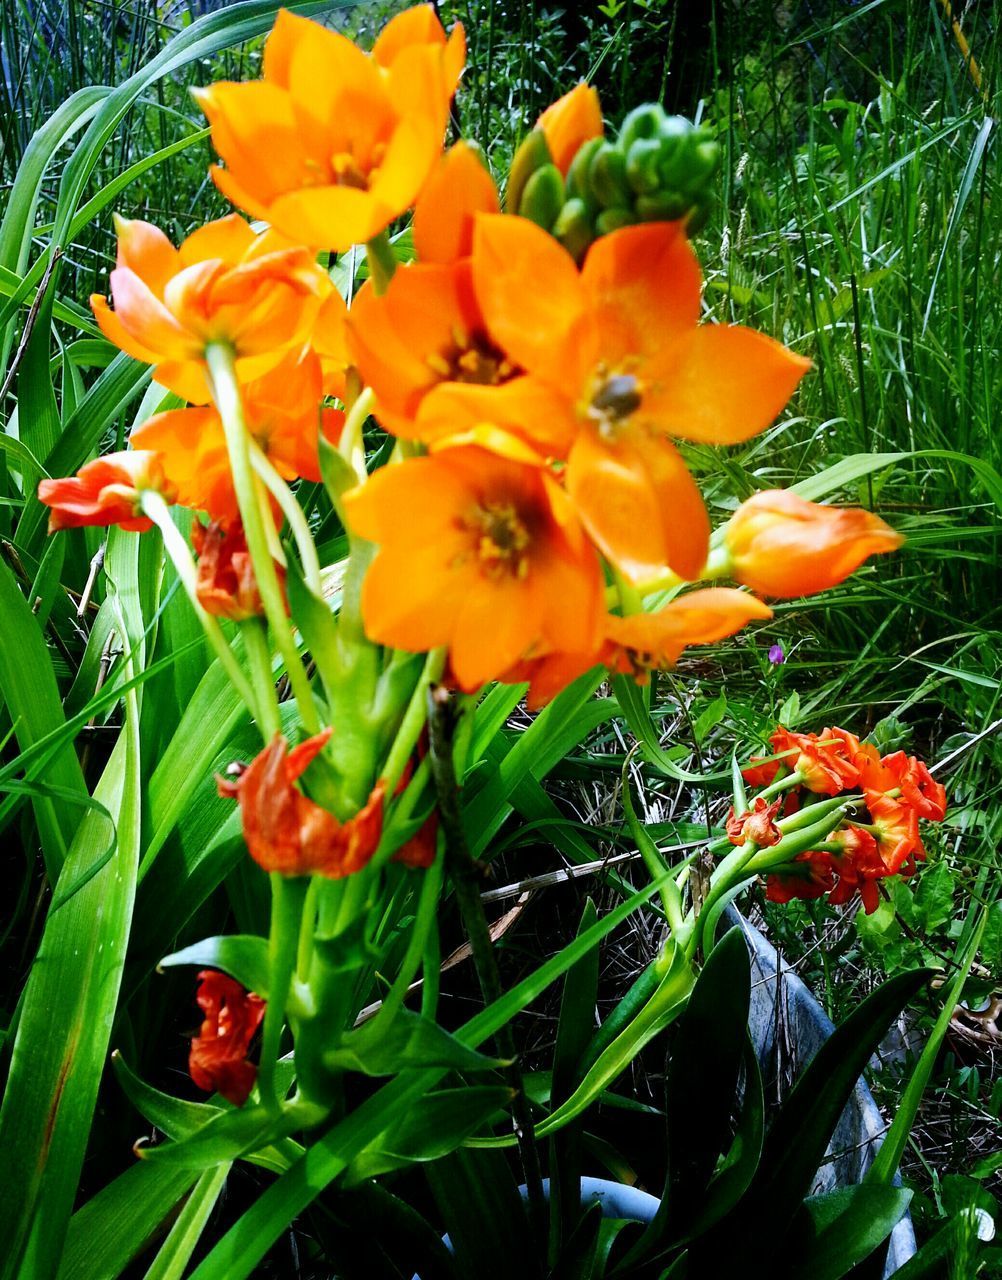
38, 450, 172, 534
188, 970, 265, 1106
194, 7, 464, 252
91, 214, 329, 404
724, 490, 903, 598
537, 83, 604, 174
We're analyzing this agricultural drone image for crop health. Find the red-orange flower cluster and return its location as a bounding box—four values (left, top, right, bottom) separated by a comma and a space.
188, 969, 265, 1106
741, 725, 948, 913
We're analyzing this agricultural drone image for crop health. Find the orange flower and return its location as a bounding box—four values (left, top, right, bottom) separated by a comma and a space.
413, 141, 500, 264
505, 587, 771, 708
766, 851, 835, 905
131, 349, 342, 525
91, 214, 329, 403
769, 727, 860, 795
470, 217, 811, 582
537, 83, 604, 174
38, 450, 172, 533
194, 7, 464, 252
217, 729, 385, 878
900, 757, 947, 822
192, 519, 269, 621
724, 490, 903, 598
868, 793, 924, 874
343, 433, 605, 691
726, 796, 784, 848
188, 970, 266, 1106
826, 825, 888, 914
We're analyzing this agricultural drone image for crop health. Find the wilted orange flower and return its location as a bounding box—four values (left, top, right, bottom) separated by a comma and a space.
343, 433, 605, 691
766, 851, 835, 905
38, 450, 172, 533
218, 729, 385, 878
826, 826, 888, 914
855, 745, 947, 823
91, 214, 329, 404
769, 727, 860, 795
194, 7, 464, 252
189, 970, 266, 1105
726, 796, 784, 848
505, 587, 771, 708
471, 217, 811, 582
724, 489, 903, 598
192, 519, 269, 621
537, 83, 604, 174
131, 349, 341, 525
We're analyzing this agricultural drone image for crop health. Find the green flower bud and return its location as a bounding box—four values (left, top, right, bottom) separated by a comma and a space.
635, 191, 689, 222
625, 137, 662, 195
619, 103, 667, 151
518, 163, 565, 231
553, 197, 594, 262
565, 137, 604, 210
595, 206, 636, 235
588, 141, 631, 209
505, 128, 553, 214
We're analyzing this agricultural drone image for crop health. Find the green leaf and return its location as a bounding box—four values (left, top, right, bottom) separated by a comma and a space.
327, 1008, 508, 1076
426, 1148, 537, 1280
0, 534, 144, 1278
112, 1051, 224, 1140
344, 1086, 513, 1184
142, 1164, 233, 1280
159, 935, 270, 999
788, 1185, 913, 1280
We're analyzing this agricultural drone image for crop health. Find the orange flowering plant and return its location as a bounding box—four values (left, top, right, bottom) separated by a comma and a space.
31, 5, 922, 1254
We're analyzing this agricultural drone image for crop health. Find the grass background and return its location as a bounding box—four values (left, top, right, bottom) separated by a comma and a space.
0, 0, 1000, 1273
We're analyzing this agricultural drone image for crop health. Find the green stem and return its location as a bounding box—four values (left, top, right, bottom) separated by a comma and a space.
140, 491, 258, 715
376, 847, 444, 1024
259, 875, 309, 1109
239, 617, 281, 740
248, 438, 322, 595
365, 230, 397, 296
381, 647, 446, 793
426, 685, 547, 1242
205, 341, 321, 736
339, 386, 375, 485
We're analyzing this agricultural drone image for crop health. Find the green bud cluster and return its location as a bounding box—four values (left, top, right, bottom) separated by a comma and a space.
508, 103, 720, 261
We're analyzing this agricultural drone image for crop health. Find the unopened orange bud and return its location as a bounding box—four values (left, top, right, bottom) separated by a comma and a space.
537, 83, 604, 175
724, 490, 902, 598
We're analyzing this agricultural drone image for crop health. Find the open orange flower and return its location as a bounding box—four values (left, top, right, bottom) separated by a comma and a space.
343, 432, 605, 691
91, 214, 329, 403
194, 7, 464, 252
38, 450, 173, 533
189, 970, 266, 1106
769, 726, 860, 795
131, 349, 341, 525
218, 729, 385, 878
412, 141, 500, 264
766, 851, 835, 905
537, 83, 604, 174
470, 216, 811, 582
724, 489, 903, 598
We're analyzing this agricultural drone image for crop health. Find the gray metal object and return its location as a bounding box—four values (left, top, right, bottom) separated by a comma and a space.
730, 908, 917, 1275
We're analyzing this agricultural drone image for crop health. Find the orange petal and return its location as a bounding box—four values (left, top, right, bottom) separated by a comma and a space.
416, 377, 576, 456
450, 576, 539, 691
413, 142, 499, 264
472, 214, 586, 381
113, 216, 180, 295
267, 186, 390, 255
537, 83, 604, 174
92, 293, 162, 366
645, 325, 812, 445
178, 213, 256, 267
608, 588, 772, 666
109, 266, 197, 358
566, 429, 709, 583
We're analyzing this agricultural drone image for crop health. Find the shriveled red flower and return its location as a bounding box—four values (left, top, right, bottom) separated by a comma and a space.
769, 727, 860, 795
194, 7, 464, 251
826, 826, 888, 914
188, 969, 265, 1106
91, 214, 329, 404
724, 489, 902, 598
192, 519, 270, 621
900, 757, 947, 822
766, 851, 835, 904
217, 729, 385, 878
38, 450, 173, 533
726, 796, 783, 848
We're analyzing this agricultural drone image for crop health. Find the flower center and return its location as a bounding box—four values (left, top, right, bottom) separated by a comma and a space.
462, 502, 532, 580
330, 151, 370, 190
586, 368, 642, 439
428, 327, 518, 386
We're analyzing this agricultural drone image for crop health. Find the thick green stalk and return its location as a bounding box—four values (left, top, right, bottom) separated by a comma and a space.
258, 875, 310, 1110
248, 438, 322, 595
205, 342, 321, 735
140, 491, 258, 715
239, 617, 281, 741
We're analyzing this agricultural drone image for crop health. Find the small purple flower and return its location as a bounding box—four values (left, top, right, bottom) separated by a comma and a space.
768, 643, 785, 666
